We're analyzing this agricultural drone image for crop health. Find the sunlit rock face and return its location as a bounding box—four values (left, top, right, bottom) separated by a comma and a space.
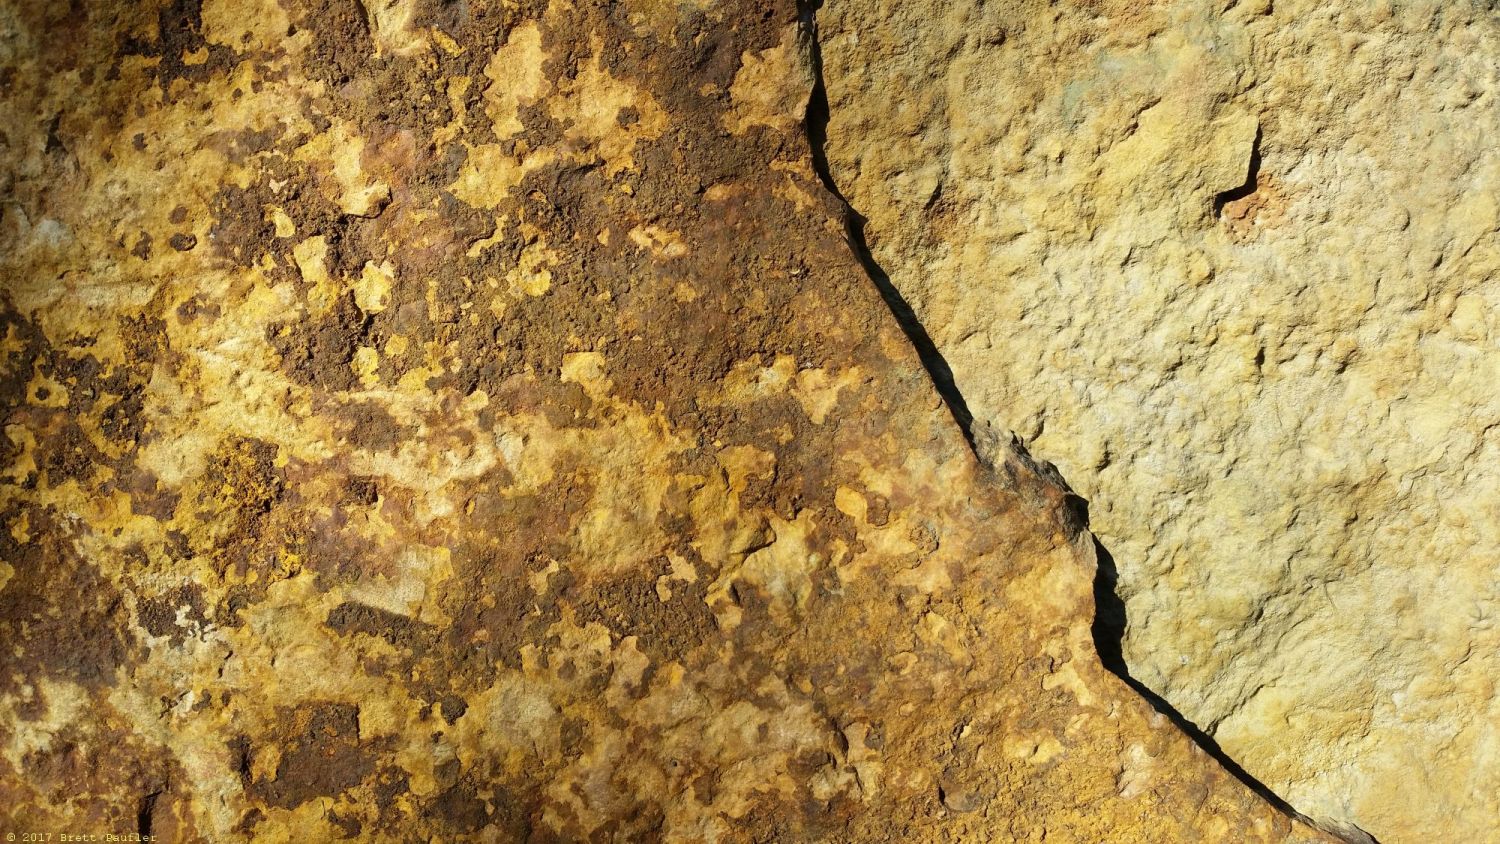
0, 0, 1339, 841
819, 0, 1500, 839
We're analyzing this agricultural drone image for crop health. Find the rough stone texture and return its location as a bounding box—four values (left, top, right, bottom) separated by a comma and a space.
819, 1, 1500, 840
0, 0, 1339, 841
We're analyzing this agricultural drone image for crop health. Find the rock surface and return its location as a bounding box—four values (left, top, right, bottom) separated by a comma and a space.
818, 0, 1500, 840
0, 0, 1336, 840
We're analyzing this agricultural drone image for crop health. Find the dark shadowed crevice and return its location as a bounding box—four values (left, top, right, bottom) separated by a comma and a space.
1087, 531, 1331, 830
798, 0, 975, 447
1214, 126, 1263, 217
794, 6, 1379, 840
1093, 541, 1376, 844
137, 790, 161, 836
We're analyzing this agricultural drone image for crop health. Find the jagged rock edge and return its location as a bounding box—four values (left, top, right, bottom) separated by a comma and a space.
790, 6, 1374, 840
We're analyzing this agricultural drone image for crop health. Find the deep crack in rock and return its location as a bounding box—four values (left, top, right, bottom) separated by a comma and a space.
797, 2, 1338, 834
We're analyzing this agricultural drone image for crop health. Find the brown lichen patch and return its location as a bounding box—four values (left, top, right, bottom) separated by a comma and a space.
136, 581, 209, 646
120, 0, 242, 95
283, 0, 372, 90
245, 702, 376, 809
335, 399, 410, 453
566, 566, 720, 667
164, 435, 297, 584
267, 292, 370, 392
203, 436, 284, 516
0, 507, 137, 695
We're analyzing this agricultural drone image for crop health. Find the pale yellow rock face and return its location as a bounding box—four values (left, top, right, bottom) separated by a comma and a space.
820, 0, 1500, 840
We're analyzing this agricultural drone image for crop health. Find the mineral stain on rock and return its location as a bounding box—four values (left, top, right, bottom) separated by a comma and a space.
247, 703, 375, 811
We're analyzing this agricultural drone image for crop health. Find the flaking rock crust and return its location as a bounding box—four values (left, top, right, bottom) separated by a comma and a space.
0, 0, 1339, 841
819, 0, 1500, 840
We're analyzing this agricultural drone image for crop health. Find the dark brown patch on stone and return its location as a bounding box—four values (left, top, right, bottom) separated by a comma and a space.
132, 231, 153, 259
339, 400, 407, 452
267, 292, 369, 392
182, 436, 292, 578
0, 506, 136, 694
252, 702, 374, 809
346, 474, 380, 505
568, 566, 719, 668
175, 294, 221, 323
325, 600, 427, 649
427, 781, 491, 833
119, 465, 181, 520
285, 0, 372, 89
137, 582, 208, 646
118, 0, 240, 94
437, 693, 467, 724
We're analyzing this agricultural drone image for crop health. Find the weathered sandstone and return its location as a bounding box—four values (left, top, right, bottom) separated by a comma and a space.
0, 0, 1335, 841
819, 1, 1500, 839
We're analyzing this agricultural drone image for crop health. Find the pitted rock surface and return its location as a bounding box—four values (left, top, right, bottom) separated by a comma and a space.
818, 0, 1500, 839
